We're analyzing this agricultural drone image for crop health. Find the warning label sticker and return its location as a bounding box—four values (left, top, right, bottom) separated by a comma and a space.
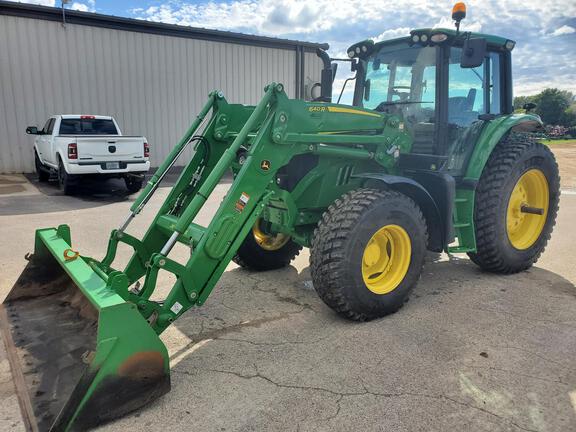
235, 192, 250, 212
170, 301, 183, 315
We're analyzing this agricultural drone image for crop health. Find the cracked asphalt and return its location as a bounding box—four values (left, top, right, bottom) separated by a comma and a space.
0, 166, 575, 432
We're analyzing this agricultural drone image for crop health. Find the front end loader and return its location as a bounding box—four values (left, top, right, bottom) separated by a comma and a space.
1, 4, 559, 431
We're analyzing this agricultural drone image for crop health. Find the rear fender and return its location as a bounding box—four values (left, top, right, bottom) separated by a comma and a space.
464, 114, 543, 180
352, 173, 447, 252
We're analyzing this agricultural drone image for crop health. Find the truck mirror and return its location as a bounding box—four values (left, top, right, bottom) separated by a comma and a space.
523, 102, 537, 112
460, 38, 486, 68
26, 126, 38, 135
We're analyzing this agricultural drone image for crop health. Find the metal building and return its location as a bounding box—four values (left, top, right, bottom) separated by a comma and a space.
0, 1, 325, 173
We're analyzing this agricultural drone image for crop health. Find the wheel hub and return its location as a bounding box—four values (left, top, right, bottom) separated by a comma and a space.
506, 169, 549, 250
361, 224, 411, 295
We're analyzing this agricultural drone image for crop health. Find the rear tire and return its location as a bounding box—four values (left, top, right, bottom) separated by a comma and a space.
125, 177, 144, 194
233, 220, 302, 271
35, 151, 50, 182
467, 133, 560, 273
310, 189, 428, 321
58, 159, 76, 195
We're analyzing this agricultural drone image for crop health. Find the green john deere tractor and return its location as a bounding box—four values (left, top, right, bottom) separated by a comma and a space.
1, 4, 559, 431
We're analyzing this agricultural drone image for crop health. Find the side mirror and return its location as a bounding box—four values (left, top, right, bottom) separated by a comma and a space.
330, 63, 338, 82
26, 126, 39, 135
523, 102, 537, 112
460, 38, 487, 68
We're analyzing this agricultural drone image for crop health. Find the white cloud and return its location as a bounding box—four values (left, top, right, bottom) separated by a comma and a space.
10, 0, 55, 5
373, 28, 412, 42
125, 0, 575, 96
70, 0, 95, 12
551, 25, 575, 36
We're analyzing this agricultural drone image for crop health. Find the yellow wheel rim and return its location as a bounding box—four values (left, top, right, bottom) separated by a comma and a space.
361, 224, 412, 295
506, 169, 549, 250
252, 220, 290, 251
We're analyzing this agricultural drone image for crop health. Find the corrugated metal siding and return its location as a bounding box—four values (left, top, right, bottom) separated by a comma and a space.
0, 14, 323, 173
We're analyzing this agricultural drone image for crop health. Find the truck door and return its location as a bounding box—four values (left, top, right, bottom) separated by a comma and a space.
44, 118, 57, 165
37, 118, 54, 165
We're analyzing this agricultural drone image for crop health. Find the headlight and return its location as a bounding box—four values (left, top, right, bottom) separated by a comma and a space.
431, 33, 448, 43
505, 40, 515, 50
412, 34, 420, 43
420, 34, 428, 43
361, 45, 367, 52
348, 50, 355, 58
355, 46, 361, 54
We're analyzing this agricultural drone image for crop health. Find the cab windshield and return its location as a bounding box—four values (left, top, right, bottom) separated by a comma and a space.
363, 42, 436, 119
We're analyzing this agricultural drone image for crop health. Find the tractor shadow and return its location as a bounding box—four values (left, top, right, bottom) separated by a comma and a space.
169, 253, 576, 353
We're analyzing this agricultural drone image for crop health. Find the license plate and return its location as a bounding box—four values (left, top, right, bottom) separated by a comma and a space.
105, 162, 120, 170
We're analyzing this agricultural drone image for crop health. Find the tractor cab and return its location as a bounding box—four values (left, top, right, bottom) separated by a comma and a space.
346, 28, 515, 175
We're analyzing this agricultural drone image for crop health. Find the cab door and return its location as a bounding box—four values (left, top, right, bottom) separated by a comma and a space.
443, 48, 504, 174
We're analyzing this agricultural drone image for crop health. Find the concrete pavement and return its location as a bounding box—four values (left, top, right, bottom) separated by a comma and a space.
0, 174, 575, 432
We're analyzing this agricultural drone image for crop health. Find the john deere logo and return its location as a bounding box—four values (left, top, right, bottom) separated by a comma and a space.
260, 160, 271, 171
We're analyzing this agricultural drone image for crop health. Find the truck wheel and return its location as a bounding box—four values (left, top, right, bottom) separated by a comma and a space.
233, 219, 302, 271
58, 159, 76, 195
467, 134, 560, 273
35, 151, 50, 182
125, 177, 144, 194
310, 189, 427, 321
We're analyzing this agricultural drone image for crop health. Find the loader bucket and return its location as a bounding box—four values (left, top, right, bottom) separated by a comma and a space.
0, 225, 170, 432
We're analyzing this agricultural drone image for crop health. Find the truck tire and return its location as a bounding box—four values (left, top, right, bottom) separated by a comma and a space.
58, 159, 76, 195
125, 177, 144, 194
310, 189, 427, 321
467, 134, 560, 274
35, 151, 50, 182
233, 220, 302, 271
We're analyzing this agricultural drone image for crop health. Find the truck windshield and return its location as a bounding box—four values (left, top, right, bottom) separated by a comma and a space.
59, 118, 118, 135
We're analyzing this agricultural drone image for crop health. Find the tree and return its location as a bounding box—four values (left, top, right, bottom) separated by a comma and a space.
534, 89, 573, 125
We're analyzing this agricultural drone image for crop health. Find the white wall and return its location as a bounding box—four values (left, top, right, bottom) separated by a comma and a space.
0, 14, 322, 173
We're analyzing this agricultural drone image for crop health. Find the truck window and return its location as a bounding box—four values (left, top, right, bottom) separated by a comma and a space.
46, 119, 55, 135
59, 119, 118, 135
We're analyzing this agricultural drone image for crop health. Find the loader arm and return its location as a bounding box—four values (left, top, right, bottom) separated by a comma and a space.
98, 83, 300, 334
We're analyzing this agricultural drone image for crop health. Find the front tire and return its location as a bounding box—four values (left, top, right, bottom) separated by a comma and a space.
310, 189, 428, 321
233, 220, 302, 271
468, 133, 560, 273
35, 151, 50, 182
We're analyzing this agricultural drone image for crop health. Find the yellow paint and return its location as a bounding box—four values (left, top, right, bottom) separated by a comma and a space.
327, 106, 381, 118
506, 169, 549, 250
253, 220, 290, 251
361, 224, 411, 294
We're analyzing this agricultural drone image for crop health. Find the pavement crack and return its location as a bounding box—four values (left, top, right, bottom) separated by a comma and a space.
173, 367, 538, 432
469, 365, 568, 385
216, 335, 328, 347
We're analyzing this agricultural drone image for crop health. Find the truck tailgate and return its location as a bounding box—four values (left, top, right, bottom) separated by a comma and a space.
73, 136, 144, 161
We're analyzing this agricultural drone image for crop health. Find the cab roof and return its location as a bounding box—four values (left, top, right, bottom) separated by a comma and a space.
373, 27, 514, 50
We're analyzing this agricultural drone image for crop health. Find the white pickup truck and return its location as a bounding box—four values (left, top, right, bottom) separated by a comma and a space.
27, 115, 150, 194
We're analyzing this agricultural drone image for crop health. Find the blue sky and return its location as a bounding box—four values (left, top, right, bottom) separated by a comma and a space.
14, 0, 576, 97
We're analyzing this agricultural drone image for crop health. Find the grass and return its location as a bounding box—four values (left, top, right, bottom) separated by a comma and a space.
539, 138, 576, 146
